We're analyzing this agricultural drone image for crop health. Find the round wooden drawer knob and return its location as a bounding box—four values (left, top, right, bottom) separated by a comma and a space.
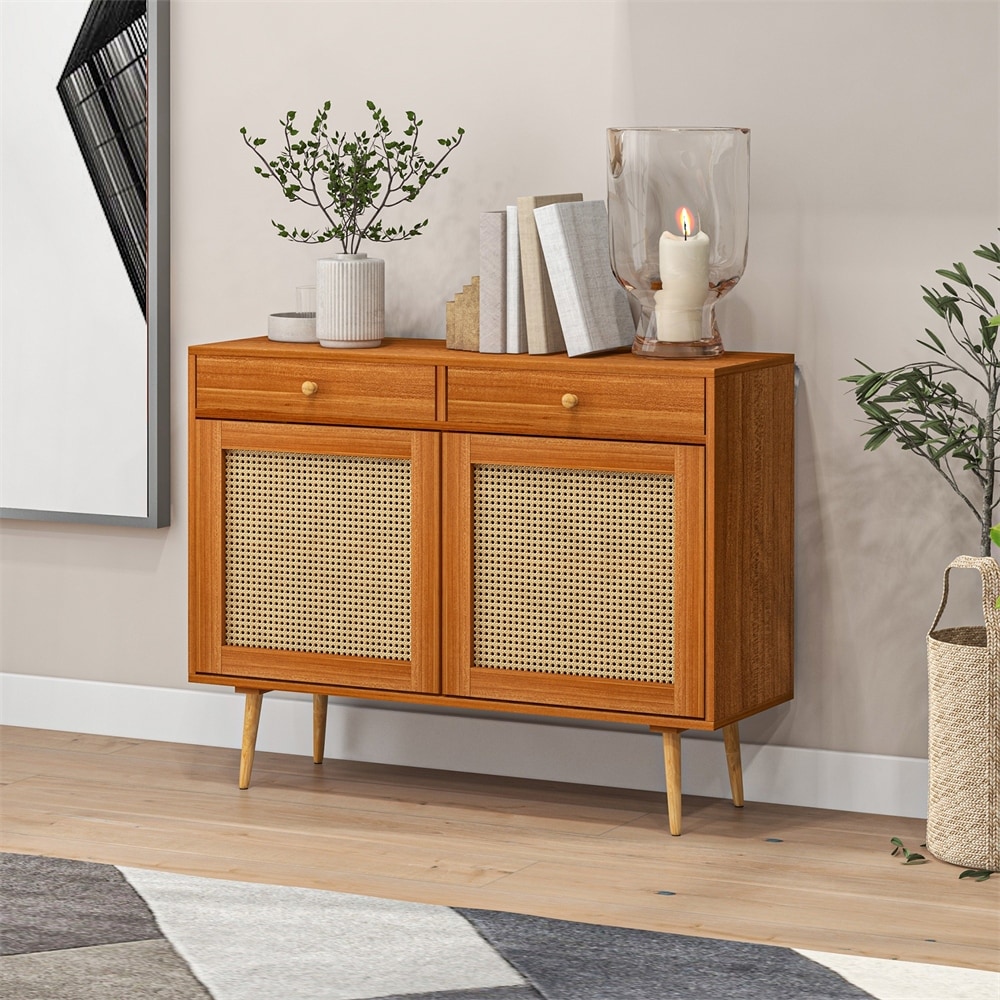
561, 393, 579, 410
301, 381, 319, 396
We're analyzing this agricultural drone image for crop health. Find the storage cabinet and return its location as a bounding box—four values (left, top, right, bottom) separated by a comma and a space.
189, 337, 795, 834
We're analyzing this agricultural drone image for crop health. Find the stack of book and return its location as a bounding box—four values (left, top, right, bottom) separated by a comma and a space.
478, 194, 636, 357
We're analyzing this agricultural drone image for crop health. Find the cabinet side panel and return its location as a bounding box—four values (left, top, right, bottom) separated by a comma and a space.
707, 364, 795, 723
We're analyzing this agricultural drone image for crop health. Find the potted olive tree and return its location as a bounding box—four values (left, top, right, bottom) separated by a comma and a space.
844, 238, 1000, 553
242, 100, 465, 347
844, 236, 1000, 874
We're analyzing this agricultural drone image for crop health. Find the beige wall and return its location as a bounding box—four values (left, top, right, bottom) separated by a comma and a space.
2, 0, 997, 761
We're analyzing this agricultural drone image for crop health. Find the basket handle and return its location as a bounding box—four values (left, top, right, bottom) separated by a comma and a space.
928, 555, 1000, 638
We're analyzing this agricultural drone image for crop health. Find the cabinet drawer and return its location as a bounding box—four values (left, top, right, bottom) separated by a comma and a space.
194, 357, 437, 425
446, 368, 705, 440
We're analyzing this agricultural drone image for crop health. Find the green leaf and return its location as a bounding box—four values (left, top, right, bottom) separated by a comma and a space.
921, 329, 947, 354
975, 284, 996, 308
864, 427, 894, 451
959, 868, 995, 881
937, 265, 973, 288
922, 293, 948, 319
984, 322, 998, 352
853, 372, 889, 401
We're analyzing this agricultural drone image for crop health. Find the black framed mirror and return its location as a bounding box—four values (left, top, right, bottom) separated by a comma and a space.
1, 0, 169, 527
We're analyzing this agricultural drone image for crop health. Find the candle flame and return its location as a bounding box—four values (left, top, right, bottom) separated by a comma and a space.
675, 207, 697, 239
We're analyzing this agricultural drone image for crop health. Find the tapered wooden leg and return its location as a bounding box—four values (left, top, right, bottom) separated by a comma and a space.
313, 694, 328, 765
661, 728, 683, 836
723, 721, 745, 808
238, 689, 265, 790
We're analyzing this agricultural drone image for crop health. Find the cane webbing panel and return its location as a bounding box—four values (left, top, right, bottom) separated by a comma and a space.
224, 450, 411, 659
472, 464, 675, 683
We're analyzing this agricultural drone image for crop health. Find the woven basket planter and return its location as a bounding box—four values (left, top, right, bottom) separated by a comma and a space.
926, 555, 1000, 870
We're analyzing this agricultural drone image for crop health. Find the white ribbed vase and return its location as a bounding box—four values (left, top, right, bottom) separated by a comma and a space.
316, 253, 384, 348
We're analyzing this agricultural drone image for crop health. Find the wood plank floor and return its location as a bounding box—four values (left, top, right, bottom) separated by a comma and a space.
1, 725, 997, 972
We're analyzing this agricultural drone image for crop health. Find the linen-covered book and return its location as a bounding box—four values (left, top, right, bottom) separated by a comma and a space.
517, 193, 583, 354
478, 211, 506, 354
505, 205, 528, 353
533, 199, 635, 357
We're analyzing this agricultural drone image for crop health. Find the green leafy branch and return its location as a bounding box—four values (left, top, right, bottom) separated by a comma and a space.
241, 100, 465, 254
843, 237, 1000, 555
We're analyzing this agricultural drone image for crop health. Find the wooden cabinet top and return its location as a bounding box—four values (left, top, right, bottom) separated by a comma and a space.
189, 336, 793, 378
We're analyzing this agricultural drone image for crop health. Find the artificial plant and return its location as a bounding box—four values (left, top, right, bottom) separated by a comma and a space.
844, 237, 1000, 556
241, 100, 465, 254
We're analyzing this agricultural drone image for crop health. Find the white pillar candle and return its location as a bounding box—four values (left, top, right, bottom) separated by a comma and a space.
654, 210, 710, 342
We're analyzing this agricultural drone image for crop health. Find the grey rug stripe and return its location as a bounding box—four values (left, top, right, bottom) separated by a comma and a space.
1, 852, 163, 955
1, 939, 213, 1000
456, 909, 875, 1000
376, 991, 541, 1000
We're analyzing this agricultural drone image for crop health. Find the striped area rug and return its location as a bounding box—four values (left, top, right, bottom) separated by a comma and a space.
1, 853, 995, 1000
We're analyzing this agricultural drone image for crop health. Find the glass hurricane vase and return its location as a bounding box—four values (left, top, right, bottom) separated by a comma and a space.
607, 127, 750, 359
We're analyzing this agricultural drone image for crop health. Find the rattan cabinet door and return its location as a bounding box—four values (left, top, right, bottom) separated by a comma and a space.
190, 420, 440, 693
442, 434, 705, 720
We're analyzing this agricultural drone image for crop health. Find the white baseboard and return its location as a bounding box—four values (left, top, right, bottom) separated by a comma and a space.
0, 673, 928, 818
